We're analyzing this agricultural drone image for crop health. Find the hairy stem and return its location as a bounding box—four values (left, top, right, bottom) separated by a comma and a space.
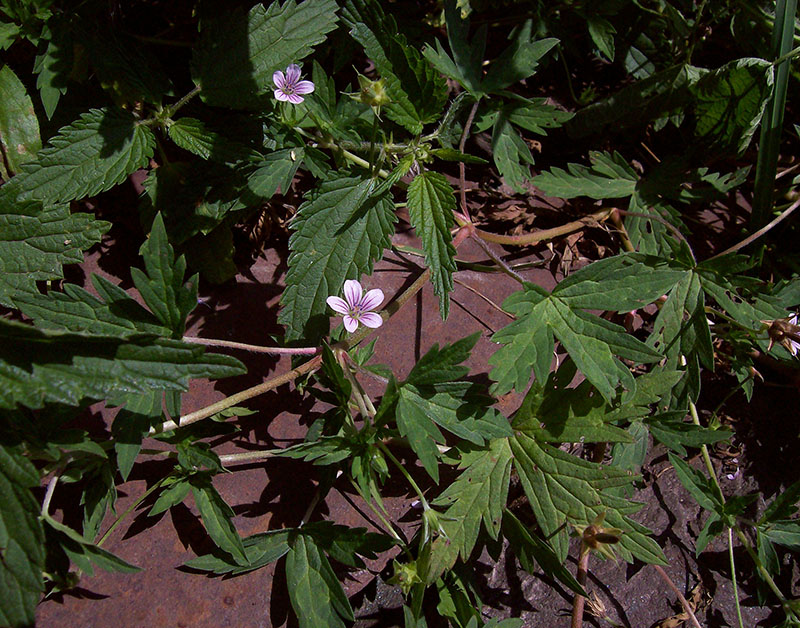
97, 478, 166, 546
458, 99, 481, 221
571, 547, 590, 628
182, 336, 320, 355
462, 208, 614, 246
652, 564, 703, 628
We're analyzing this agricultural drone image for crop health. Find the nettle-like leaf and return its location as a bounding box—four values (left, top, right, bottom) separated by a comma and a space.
286, 533, 355, 628
342, 0, 448, 134
0, 187, 109, 308
407, 171, 457, 319
16, 107, 155, 204
14, 273, 170, 338
426, 438, 513, 582
0, 317, 245, 410
490, 254, 683, 401
167, 117, 261, 164
279, 174, 396, 342
193, 0, 339, 109
0, 444, 45, 628
130, 213, 198, 338
534, 150, 638, 199
390, 334, 513, 482
34, 21, 74, 119
0, 64, 41, 176
246, 147, 303, 200
511, 433, 665, 564
690, 58, 773, 155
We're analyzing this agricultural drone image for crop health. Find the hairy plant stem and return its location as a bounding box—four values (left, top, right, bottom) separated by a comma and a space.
570, 547, 590, 628
182, 336, 320, 355
348, 478, 409, 553
41, 474, 59, 517
458, 99, 481, 221
708, 197, 800, 261
165, 85, 201, 119
688, 400, 799, 623
377, 441, 431, 511
470, 234, 525, 284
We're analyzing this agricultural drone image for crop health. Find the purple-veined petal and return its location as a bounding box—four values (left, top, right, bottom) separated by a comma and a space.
294, 80, 315, 95
359, 288, 384, 311
343, 280, 362, 308
274, 89, 290, 102
273, 70, 286, 89
343, 316, 359, 333
326, 296, 349, 315
285, 64, 302, 84
287, 93, 305, 104
359, 312, 383, 328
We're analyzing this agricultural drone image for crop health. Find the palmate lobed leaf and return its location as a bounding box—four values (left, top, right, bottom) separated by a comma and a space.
0, 317, 245, 410
426, 438, 513, 582
407, 171, 457, 319
0, 187, 109, 308
0, 444, 45, 628
16, 107, 155, 204
279, 174, 396, 342
193, 0, 339, 109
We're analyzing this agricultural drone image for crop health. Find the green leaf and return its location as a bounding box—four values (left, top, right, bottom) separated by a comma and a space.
587, 16, 616, 61
0, 317, 245, 410
668, 453, 722, 512
427, 439, 512, 581
0, 444, 45, 628
761, 480, 800, 523
422, 0, 485, 97
490, 261, 670, 401
33, 22, 72, 119
300, 521, 394, 568
167, 117, 261, 163
511, 432, 664, 564
504, 96, 574, 135
393, 335, 512, 482
407, 172, 457, 319
182, 224, 238, 285
534, 151, 638, 200
0, 64, 41, 176
43, 515, 139, 576
490, 107, 534, 193
14, 274, 169, 338
17, 107, 155, 204
762, 520, 800, 551
131, 213, 198, 338
0, 190, 109, 308
193, 0, 339, 109
501, 509, 586, 597
691, 58, 773, 155
285, 533, 354, 628
185, 529, 292, 575
246, 148, 303, 199
279, 175, 396, 342
190, 476, 248, 565
149, 477, 192, 517
479, 23, 557, 94
343, 1, 448, 134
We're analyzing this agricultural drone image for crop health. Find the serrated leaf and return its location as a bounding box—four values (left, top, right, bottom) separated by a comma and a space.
511, 433, 664, 564
279, 175, 396, 342
534, 150, 638, 199
17, 107, 155, 204
185, 529, 292, 575
407, 172, 457, 318
149, 477, 192, 517
646, 415, 731, 456
0, 64, 41, 175
490, 265, 669, 401
0, 444, 45, 628
300, 521, 394, 568
0, 190, 109, 307
33, 22, 72, 119
286, 533, 354, 628
131, 213, 197, 338
691, 58, 773, 155
426, 439, 512, 581
491, 108, 534, 193
479, 24, 556, 94
193, 0, 339, 109
0, 317, 245, 410
191, 476, 248, 565
167, 117, 260, 163
343, 0, 448, 134
761, 480, 800, 523
504, 96, 573, 135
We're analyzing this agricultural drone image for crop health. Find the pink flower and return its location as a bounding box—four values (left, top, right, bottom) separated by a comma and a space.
273, 64, 315, 104
326, 279, 384, 333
